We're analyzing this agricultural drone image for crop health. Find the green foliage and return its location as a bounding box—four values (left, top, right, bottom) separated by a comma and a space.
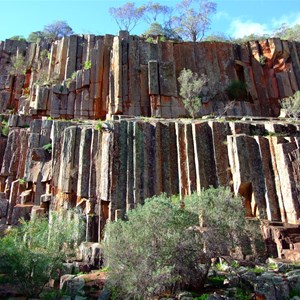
207, 275, 226, 287
146, 36, 154, 43
42, 142, 52, 153
259, 55, 266, 66
184, 187, 249, 259
27, 31, 45, 43
289, 289, 300, 298
9, 35, 26, 41
103, 187, 259, 299
274, 23, 300, 42
249, 266, 265, 274
8, 55, 27, 75
0, 211, 84, 298
1, 120, 9, 137
228, 288, 251, 300
178, 68, 208, 118
71, 71, 77, 80
194, 294, 209, 300
227, 80, 247, 101
40, 49, 50, 62
103, 194, 204, 299
280, 91, 300, 120
18, 178, 27, 185
95, 120, 103, 131
84, 60, 92, 70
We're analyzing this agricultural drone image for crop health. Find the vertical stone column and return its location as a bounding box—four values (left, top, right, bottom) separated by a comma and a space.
193, 122, 218, 192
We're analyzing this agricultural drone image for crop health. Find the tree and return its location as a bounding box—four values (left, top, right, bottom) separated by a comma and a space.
27, 31, 45, 43
109, 2, 145, 32
144, 22, 166, 36
43, 20, 74, 39
273, 23, 300, 42
9, 35, 26, 41
178, 68, 208, 118
173, 0, 216, 42
103, 188, 262, 299
142, 1, 172, 24
0, 211, 84, 298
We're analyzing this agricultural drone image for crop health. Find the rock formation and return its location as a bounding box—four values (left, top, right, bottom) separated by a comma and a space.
1, 32, 300, 260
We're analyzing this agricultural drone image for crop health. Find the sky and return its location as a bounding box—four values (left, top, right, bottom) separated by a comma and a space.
0, 0, 299, 41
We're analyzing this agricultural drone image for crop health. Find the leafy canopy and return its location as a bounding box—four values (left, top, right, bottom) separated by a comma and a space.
103, 188, 262, 299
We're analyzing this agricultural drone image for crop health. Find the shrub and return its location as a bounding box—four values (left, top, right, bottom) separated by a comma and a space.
178, 68, 208, 118
103, 188, 260, 299
280, 91, 300, 120
227, 80, 247, 101
184, 187, 249, 259
84, 60, 92, 70
103, 194, 204, 299
95, 120, 103, 131
8, 55, 27, 76
42, 142, 52, 153
1, 120, 9, 137
0, 211, 84, 298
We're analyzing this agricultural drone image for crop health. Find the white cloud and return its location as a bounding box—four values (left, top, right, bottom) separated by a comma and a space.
272, 12, 300, 28
229, 19, 270, 38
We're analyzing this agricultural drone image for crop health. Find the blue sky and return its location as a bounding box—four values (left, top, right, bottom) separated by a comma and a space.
0, 0, 299, 41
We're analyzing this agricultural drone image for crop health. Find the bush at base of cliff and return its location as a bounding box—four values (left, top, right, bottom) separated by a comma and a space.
0, 210, 84, 298
103, 188, 263, 299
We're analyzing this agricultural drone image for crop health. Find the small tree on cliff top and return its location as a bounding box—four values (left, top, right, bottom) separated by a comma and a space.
109, 2, 145, 32
178, 68, 208, 118
173, 0, 217, 42
43, 20, 73, 39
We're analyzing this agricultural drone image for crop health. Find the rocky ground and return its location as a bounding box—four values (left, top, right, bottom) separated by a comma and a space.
1, 258, 300, 300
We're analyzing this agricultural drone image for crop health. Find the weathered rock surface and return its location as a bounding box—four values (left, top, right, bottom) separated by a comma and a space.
0, 117, 299, 259
1, 33, 300, 260
1, 34, 300, 119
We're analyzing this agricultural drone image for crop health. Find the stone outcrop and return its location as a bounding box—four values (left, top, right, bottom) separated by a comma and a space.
1, 34, 300, 120
1, 33, 300, 260
0, 116, 300, 259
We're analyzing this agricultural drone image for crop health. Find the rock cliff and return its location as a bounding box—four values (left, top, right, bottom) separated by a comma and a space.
1, 32, 300, 260
1, 32, 300, 119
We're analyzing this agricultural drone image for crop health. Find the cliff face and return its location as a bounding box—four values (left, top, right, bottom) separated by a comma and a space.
1, 33, 300, 260
1, 33, 300, 119
0, 116, 300, 258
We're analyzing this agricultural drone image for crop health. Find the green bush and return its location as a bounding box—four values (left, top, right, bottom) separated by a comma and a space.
103, 187, 260, 299
0, 211, 84, 298
84, 60, 92, 70
103, 194, 204, 299
227, 80, 247, 101
178, 68, 208, 118
280, 91, 300, 120
1, 120, 9, 137
8, 55, 27, 75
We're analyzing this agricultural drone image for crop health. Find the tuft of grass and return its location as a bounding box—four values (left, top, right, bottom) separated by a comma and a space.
42, 143, 52, 153
95, 120, 103, 131
84, 60, 92, 70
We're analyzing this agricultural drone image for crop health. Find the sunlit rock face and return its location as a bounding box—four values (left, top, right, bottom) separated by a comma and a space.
1, 33, 300, 259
